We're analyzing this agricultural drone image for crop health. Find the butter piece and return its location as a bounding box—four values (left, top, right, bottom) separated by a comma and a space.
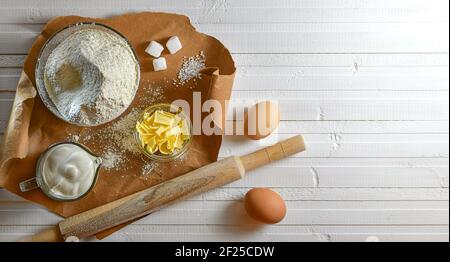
137, 108, 190, 156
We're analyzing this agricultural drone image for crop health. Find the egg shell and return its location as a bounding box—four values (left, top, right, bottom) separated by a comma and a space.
244, 188, 286, 224
244, 101, 280, 140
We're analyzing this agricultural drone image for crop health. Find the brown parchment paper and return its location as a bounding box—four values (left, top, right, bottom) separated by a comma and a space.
0, 12, 235, 240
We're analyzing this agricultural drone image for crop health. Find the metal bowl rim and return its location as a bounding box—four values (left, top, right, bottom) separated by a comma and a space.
35, 22, 141, 127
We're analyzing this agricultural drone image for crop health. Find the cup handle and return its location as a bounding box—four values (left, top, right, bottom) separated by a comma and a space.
19, 177, 39, 192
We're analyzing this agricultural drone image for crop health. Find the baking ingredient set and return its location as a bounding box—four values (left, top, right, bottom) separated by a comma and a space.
0, 12, 305, 241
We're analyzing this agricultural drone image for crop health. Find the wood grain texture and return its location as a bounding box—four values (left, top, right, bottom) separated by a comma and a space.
0, 0, 448, 24
0, 0, 449, 242
240, 135, 305, 171
49, 137, 302, 240
58, 156, 245, 239
2, 67, 450, 91
1, 53, 449, 67
2, 224, 449, 242
1, 23, 449, 54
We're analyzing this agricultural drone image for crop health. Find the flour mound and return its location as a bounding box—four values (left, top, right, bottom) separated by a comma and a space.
44, 29, 139, 126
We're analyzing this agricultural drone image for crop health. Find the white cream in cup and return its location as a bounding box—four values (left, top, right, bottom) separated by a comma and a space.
19, 142, 102, 201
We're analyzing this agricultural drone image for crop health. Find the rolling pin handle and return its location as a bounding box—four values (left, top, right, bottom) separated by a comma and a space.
18, 226, 63, 242
240, 135, 305, 172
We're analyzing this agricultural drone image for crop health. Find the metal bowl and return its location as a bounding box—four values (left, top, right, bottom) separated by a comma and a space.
35, 22, 141, 127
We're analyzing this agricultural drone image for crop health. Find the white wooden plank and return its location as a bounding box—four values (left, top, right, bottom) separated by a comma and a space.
3, 200, 449, 210
230, 90, 448, 100
1, 23, 449, 54
233, 68, 449, 91
1, 197, 448, 224
0, 201, 448, 241
0, 24, 41, 54
0, 166, 446, 189
215, 23, 446, 55
218, 157, 450, 168
3, 224, 449, 234
1, 207, 447, 225
1, 0, 448, 9
1, 159, 449, 202
236, 64, 448, 77
110, 225, 450, 236
1, 188, 448, 202
1, 93, 448, 121
2, 54, 449, 68
1, 94, 449, 157
98, 209, 450, 225
224, 166, 449, 188
0, 68, 21, 91
198, 188, 450, 201
2, 66, 448, 93
234, 53, 450, 67
2, 120, 449, 136
2, 225, 449, 236
2, 67, 449, 91
1, 224, 448, 242
103, 233, 450, 242
0, 97, 13, 121
0, 190, 28, 202
211, 29, 449, 54
1, 232, 447, 242
273, 121, 450, 134
226, 133, 449, 143
220, 134, 449, 158
0, 163, 449, 195
1, 119, 448, 135
2, 72, 449, 92
232, 100, 449, 121
0, 55, 25, 67
236, 66, 449, 77
0, 1, 448, 24
1, 102, 448, 158
7, 21, 447, 37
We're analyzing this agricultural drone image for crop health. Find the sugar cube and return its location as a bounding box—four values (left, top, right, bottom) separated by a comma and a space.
145, 41, 164, 58
153, 57, 167, 72
166, 36, 182, 54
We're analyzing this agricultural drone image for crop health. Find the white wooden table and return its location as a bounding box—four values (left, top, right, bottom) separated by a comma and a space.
0, 0, 449, 242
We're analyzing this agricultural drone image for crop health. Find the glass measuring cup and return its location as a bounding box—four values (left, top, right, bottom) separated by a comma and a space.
19, 142, 102, 202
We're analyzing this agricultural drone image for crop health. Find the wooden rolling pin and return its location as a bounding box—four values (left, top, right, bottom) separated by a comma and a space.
23, 135, 305, 242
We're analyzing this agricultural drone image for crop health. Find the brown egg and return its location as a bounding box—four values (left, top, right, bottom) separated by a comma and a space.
244, 101, 280, 140
244, 188, 286, 224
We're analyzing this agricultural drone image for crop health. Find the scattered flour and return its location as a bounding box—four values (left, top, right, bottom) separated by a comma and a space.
44, 29, 139, 126
101, 109, 142, 156
141, 81, 166, 104
68, 134, 80, 142
174, 51, 206, 86
101, 149, 124, 171
141, 161, 159, 176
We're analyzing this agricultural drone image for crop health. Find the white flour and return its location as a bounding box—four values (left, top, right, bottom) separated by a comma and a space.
174, 51, 206, 86
44, 29, 139, 126
141, 161, 159, 176
101, 149, 124, 171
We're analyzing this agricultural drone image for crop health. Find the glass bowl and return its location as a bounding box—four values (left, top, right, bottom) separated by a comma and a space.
135, 103, 192, 161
